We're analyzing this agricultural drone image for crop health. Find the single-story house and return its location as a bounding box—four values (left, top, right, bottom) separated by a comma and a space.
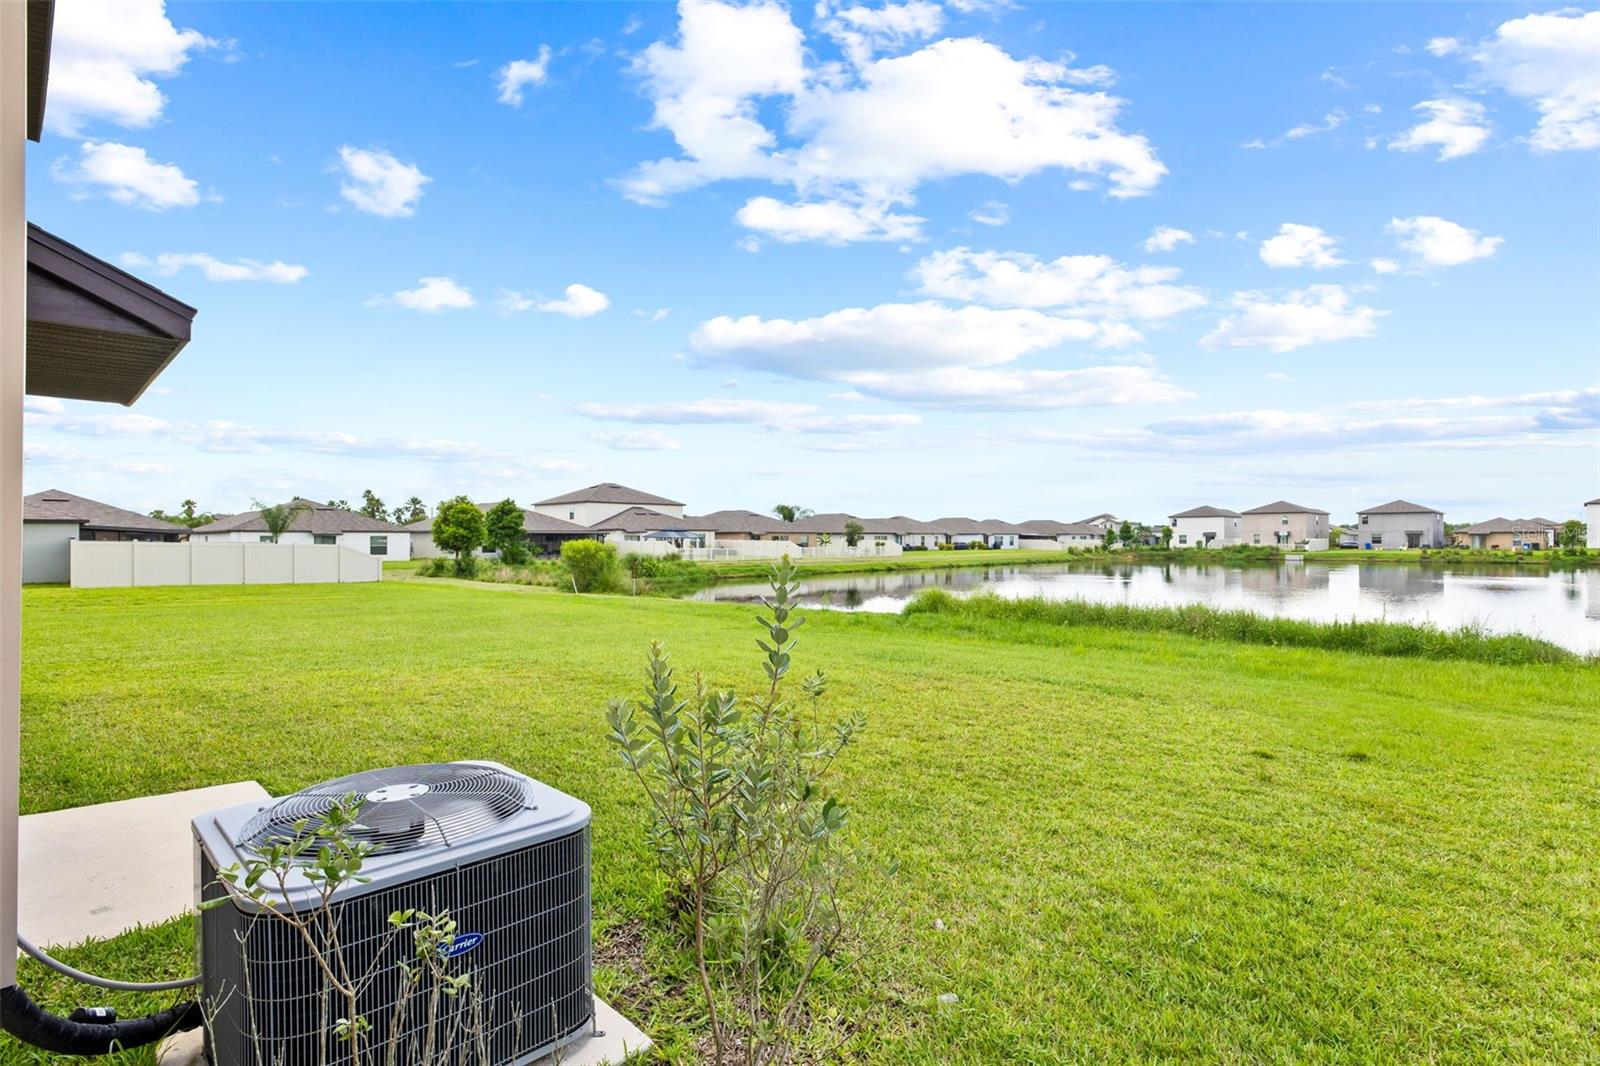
1240, 500, 1330, 549
931, 517, 989, 547
190, 499, 410, 559
1014, 519, 1101, 549
1356, 500, 1445, 550
975, 519, 1023, 550
1168, 506, 1241, 548
589, 506, 711, 549
888, 516, 948, 549
1453, 517, 1560, 551
21, 489, 185, 583
532, 482, 684, 527
1587, 498, 1600, 548
781, 513, 885, 547
404, 505, 595, 559
685, 509, 791, 541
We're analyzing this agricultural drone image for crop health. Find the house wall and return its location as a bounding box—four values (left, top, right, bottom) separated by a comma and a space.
1589, 503, 1600, 548
21, 522, 79, 583
1170, 516, 1241, 547
533, 501, 685, 525
1357, 512, 1445, 549
1241, 512, 1328, 548
191, 529, 408, 559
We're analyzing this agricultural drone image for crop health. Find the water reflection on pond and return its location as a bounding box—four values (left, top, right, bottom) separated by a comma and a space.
691, 561, 1600, 653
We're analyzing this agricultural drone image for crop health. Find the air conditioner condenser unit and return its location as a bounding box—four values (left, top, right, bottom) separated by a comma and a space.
192, 761, 592, 1065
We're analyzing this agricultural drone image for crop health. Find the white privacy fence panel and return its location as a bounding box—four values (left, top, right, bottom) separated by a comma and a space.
71, 542, 382, 588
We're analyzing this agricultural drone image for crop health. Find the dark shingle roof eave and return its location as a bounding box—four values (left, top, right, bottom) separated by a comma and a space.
535, 482, 684, 508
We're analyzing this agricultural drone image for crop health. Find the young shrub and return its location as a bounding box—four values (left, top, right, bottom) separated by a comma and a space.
605, 557, 879, 1064
432, 496, 486, 576
483, 498, 529, 565
560, 538, 621, 593
844, 519, 865, 547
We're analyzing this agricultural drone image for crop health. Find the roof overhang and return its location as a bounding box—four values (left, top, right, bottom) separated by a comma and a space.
26, 224, 197, 405
26, 0, 52, 142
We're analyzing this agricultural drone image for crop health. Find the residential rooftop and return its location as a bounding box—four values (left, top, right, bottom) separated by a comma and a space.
1358, 499, 1442, 515
1169, 505, 1241, 519
191, 498, 404, 535
1242, 500, 1330, 515
22, 489, 185, 535
534, 482, 684, 508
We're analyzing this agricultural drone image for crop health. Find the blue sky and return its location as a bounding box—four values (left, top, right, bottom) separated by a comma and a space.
22, 0, 1600, 523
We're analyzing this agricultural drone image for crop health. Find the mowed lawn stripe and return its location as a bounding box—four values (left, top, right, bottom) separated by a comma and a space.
14, 581, 1599, 1064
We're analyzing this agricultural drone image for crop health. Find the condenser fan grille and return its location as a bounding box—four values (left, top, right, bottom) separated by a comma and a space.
238, 763, 535, 856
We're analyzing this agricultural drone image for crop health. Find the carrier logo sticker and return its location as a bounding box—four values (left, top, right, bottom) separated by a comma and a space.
444, 932, 484, 958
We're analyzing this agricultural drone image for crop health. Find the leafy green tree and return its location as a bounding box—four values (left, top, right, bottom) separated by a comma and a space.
395, 496, 428, 524
327, 498, 351, 511
150, 499, 216, 528
843, 519, 865, 547
253, 499, 310, 543
561, 539, 621, 593
484, 498, 529, 564
359, 489, 387, 520
1559, 519, 1586, 550
432, 496, 486, 574
1101, 527, 1116, 550
1160, 524, 1173, 549
772, 504, 814, 523
1117, 519, 1135, 547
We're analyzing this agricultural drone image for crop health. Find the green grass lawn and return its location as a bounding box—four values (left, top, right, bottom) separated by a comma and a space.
10, 581, 1600, 1063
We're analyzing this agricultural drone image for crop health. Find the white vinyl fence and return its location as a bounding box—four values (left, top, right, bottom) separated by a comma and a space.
673, 541, 905, 562
70, 542, 382, 588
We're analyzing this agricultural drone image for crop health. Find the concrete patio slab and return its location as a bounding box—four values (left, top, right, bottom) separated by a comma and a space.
156, 995, 650, 1064
19, 780, 269, 947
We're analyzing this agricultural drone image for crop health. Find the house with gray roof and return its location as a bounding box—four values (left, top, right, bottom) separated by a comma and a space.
1588, 498, 1600, 549
1356, 500, 1445, 550
686, 509, 792, 541
1014, 519, 1102, 549
532, 482, 684, 526
1453, 517, 1560, 551
403, 504, 596, 559
1168, 505, 1241, 548
190, 499, 409, 559
588, 506, 711, 549
22, 489, 185, 583
1241, 500, 1330, 550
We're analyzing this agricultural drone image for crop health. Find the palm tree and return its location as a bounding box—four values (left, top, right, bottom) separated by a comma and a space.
396, 496, 427, 524
772, 504, 814, 523
254, 499, 310, 543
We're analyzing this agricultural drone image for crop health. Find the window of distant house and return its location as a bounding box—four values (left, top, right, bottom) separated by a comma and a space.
569, 510, 575, 520
259, 535, 273, 542
1372, 533, 1383, 545
1252, 533, 1261, 544
369, 536, 388, 556
314, 534, 336, 545
1281, 516, 1289, 524
1361, 515, 1369, 525
1178, 535, 1188, 545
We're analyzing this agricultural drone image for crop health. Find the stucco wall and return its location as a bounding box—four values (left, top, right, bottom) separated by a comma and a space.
1358, 512, 1445, 549
533, 500, 685, 526
21, 522, 78, 583
1242, 512, 1327, 547
1170, 516, 1241, 547
191, 529, 408, 559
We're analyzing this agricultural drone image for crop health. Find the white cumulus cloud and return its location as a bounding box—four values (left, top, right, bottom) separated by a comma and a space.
500, 283, 610, 317
913, 246, 1205, 319
1142, 226, 1194, 253
496, 47, 553, 107
1388, 215, 1503, 267
120, 252, 307, 283
1258, 223, 1347, 269
45, 0, 215, 135
687, 301, 1184, 409
1389, 98, 1491, 160
736, 196, 923, 244
1470, 9, 1599, 152
969, 200, 1010, 226
1426, 36, 1461, 57
52, 141, 201, 210
335, 146, 431, 218
371, 277, 476, 313
620, 1, 1165, 242
575, 397, 921, 433
1201, 285, 1384, 353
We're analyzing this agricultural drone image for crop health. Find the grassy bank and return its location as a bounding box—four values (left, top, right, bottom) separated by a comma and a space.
698, 547, 1093, 581
12, 582, 1599, 1063
903, 588, 1580, 665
